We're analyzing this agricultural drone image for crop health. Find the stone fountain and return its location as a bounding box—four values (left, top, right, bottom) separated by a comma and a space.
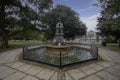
47, 19, 70, 54
53, 19, 65, 45
23, 19, 98, 67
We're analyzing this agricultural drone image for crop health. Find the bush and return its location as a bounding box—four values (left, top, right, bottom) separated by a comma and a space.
105, 36, 117, 43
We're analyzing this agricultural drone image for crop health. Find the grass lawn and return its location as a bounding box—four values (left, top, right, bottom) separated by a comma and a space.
107, 43, 120, 53
0, 40, 42, 53
0, 44, 23, 53
96, 43, 120, 53
9, 40, 42, 45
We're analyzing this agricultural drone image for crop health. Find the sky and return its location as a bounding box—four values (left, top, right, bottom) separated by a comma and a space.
53, 0, 101, 31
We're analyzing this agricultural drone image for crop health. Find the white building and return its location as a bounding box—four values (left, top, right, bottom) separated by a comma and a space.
86, 30, 96, 40
74, 30, 97, 44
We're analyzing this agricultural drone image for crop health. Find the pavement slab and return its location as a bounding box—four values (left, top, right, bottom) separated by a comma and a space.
17, 64, 32, 72
79, 66, 96, 75
97, 61, 114, 68
67, 69, 86, 80
65, 72, 74, 80
0, 49, 22, 64
3, 71, 26, 80
112, 64, 120, 70
106, 67, 120, 78
0, 66, 9, 72
50, 72, 58, 80
57, 70, 66, 80
89, 63, 104, 71
36, 69, 55, 80
0, 68, 16, 79
25, 66, 42, 76
6, 61, 25, 69
22, 75, 39, 80
96, 71, 119, 80
99, 48, 120, 64
84, 74, 102, 80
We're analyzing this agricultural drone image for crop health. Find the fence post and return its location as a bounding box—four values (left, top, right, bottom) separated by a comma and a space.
23, 45, 28, 59
60, 51, 62, 67
97, 47, 99, 60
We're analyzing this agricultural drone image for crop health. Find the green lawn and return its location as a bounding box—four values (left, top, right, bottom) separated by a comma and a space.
107, 43, 120, 53
0, 40, 42, 53
0, 44, 23, 53
96, 43, 120, 53
9, 40, 42, 45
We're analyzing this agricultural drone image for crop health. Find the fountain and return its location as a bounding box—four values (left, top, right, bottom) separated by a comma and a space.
54, 19, 64, 45
23, 20, 98, 68
46, 19, 70, 55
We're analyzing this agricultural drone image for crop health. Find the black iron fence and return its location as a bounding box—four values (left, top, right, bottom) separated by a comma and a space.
23, 43, 98, 68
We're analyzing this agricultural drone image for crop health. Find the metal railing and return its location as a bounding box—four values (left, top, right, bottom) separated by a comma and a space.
23, 43, 98, 68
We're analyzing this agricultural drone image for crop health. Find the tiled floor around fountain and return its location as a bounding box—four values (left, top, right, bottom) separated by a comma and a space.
0, 48, 120, 80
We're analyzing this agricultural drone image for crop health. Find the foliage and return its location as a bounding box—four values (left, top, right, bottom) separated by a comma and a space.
104, 36, 117, 43
96, 0, 120, 39
0, 0, 53, 48
42, 5, 87, 39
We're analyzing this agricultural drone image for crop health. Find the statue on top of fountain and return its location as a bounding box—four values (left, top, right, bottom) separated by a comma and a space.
53, 19, 65, 45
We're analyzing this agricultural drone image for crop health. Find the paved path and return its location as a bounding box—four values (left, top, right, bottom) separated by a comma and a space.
0, 47, 120, 80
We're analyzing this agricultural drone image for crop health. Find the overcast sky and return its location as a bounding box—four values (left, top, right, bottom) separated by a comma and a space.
53, 0, 101, 31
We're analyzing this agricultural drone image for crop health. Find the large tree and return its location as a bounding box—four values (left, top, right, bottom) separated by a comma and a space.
42, 5, 87, 39
96, 0, 120, 39
0, 0, 52, 48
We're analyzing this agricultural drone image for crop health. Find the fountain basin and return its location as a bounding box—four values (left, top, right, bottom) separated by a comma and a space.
46, 44, 71, 54
23, 44, 98, 67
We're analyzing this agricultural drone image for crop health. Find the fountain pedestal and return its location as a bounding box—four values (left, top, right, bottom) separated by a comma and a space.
46, 45, 71, 55
53, 20, 65, 45
46, 20, 68, 55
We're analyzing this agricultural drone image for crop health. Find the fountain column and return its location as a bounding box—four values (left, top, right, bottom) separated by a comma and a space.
53, 20, 65, 45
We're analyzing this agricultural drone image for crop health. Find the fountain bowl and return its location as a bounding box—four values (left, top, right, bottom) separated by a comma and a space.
46, 44, 71, 55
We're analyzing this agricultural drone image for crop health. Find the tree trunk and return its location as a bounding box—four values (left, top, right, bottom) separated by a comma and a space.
0, 1, 9, 48
118, 39, 120, 48
1, 37, 9, 48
